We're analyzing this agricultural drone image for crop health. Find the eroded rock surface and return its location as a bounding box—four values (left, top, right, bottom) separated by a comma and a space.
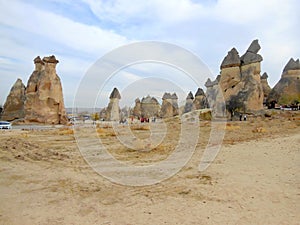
25, 56, 67, 124
1, 79, 26, 121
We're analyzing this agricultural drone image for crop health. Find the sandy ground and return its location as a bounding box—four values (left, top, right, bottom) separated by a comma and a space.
0, 111, 299, 225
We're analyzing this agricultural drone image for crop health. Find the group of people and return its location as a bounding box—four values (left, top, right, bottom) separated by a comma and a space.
140, 117, 156, 123
239, 114, 247, 121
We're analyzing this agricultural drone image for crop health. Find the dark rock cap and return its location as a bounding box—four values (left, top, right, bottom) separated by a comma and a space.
186, 91, 194, 100
261, 72, 268, 79
205, 78, 219, 87
171, 93, 178, 99
141, 95, 158, 104
195, 88, 205, 97
162, 92, 172, 100
43, 55, 59, 64
109, 87, 121, 99
220, 48, 240, 69
283, 58, 300, 72
247, 39, 261, 53
240, 40, 263, 65
34, 56, 44, 65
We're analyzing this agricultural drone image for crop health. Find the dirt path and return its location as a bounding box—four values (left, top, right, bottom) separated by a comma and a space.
0, 115, 299, 224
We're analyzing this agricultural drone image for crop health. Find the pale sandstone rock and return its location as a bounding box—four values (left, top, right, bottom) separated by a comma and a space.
260, 72, 272, 103
207, 40, 264, 114
268, 58, 300, 105
1, 79, 26, 121
105, 87, 121, 121
160, 92, 179, 118
183, 91, 194, 113
193, 88, 208, 110
140, 95, 160, 118
25, 56, 67, 124
132, 98, 142, 118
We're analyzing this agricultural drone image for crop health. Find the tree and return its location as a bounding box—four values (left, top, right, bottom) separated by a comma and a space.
0, 105, 3, 117
226, 94, 245, 120
91, 113, 99, 121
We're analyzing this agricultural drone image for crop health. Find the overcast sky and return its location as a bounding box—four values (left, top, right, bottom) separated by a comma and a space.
0, 0, 299, 107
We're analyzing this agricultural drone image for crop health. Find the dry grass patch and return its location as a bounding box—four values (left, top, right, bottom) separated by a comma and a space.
96, 128, 116, 137
58, 128, 74, 135
130, 124, 150, 131
225, 123, 240, 130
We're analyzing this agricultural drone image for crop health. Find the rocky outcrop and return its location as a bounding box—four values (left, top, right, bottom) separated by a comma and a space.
140, 95, 160, 118
132, 98, 142, 118
267, 58, 300, 105
283, 58, 300, 72
105, 87, 121, 121
205, 78, 225, 117
240, 39, 263, 65
183, 91, 194, 113
193, 88, 208, 110
260, 72, 271, 104
25, 56, 67, 124
160, 92, 179, 118
213, 40, 264, 114
99, 108, 107, 120
1, 79, 26, 121
220, 48, 240, 69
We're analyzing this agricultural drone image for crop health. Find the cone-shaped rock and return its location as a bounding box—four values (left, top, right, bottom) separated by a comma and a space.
220, 48, 240, 69
260, 72, 271, 103
240, 39, 263, 65
184, 91, 194, 113
105, 87, 121, 121
1, 79, 26, 121
268, 58, 300, 105
194, 88, 208, 110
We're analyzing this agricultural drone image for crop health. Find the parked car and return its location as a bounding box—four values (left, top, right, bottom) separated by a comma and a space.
0, 121, 12, 129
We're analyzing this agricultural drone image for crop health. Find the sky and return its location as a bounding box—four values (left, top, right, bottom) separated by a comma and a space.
0, 0, 299, 108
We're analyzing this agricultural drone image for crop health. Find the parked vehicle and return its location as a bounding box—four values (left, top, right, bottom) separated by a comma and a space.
0, 121, 12, 129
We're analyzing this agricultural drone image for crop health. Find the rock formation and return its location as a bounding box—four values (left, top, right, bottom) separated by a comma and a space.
25, 56, 68, 124
183, 91, 194, 113
1, 78, 26, 121
132, 98, 142, 118
267, 58, 300, 105
260, 72, 271, 104
140, 95, 160, 118
105, 87, 121, 121
240, 40, 263, 65
160, 92, 179, 118
99, 108, 107, 120
193, 88, 208, 110
208, 40, 264, 115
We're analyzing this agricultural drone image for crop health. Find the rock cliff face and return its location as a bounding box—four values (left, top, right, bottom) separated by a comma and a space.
140, 95, 160, 118
132, 98, 142, 118
267, 58, 300, 105
160, 92, 179, 118
193, 88, 208, 110
260, 72, 271, 104
25, 56, 67, 124
1, 79, 26, 121
183, 91, 194, 113
208, 40, 264, 115
105, 87, 121, 121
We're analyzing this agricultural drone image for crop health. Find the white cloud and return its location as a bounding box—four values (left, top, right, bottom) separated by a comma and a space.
0, 1, 129, 54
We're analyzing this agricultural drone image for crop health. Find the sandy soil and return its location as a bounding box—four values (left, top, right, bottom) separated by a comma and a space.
0, 111, 299, 225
